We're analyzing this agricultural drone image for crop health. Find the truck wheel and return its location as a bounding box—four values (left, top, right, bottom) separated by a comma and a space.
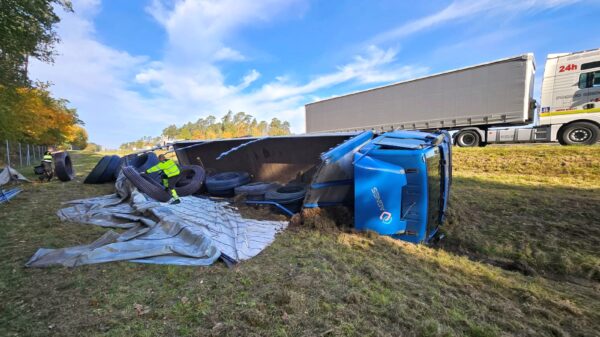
455, 130, 480, 147
560, 122, 599, 145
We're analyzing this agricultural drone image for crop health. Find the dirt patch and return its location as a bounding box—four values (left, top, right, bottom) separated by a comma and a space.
234, 203, 289, 222
290, 206, 353, 231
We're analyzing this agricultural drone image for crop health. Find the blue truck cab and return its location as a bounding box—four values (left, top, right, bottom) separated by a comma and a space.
354, 130, 452, 243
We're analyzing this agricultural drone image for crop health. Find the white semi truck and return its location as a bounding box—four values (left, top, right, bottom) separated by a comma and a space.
305, 48, 600, 146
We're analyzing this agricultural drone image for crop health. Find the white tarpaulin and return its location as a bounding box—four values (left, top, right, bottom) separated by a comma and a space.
0, 166, 30, 186
26, 187, 288, 267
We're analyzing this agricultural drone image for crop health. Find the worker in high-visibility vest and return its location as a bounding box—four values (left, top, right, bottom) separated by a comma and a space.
145, 154, 181, 204
40, 151, 53, 182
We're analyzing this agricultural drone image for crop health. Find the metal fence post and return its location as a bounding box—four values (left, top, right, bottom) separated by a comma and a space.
5, 140, 10, 167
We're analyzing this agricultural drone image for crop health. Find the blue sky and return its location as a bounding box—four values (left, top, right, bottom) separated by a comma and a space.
29, 0, 600, 148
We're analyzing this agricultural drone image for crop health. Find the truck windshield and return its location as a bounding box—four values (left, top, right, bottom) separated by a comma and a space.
426, 151, 442, 237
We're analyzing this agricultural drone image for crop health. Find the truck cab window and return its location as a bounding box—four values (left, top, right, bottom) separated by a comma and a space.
581, 61, 600, 70
594, 71, 600, 87
579, 72, 597, 89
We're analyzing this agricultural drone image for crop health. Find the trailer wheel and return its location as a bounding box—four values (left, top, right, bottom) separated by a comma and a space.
559, 122, 599, 145
455, 130, 480, 147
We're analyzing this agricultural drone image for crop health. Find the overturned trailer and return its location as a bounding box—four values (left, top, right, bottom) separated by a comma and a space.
173, 130, 451, 244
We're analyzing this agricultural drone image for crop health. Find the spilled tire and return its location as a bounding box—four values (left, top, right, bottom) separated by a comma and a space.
52, 151, 75, 182
265, 185, 307, 213
98, 155, 121, 183
119, 152, 160, 182
205, 171, 251, 196
84, 156, 113, 184
234, 182, 279, 200
265, 185, 306, 203
122, 165, 205, 202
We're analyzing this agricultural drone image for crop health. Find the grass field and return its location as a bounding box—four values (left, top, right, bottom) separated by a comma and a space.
0, 146, 599, 337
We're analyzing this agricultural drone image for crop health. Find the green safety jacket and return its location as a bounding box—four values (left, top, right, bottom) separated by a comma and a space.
146, 159, 180, 178
42, 154, 53, 162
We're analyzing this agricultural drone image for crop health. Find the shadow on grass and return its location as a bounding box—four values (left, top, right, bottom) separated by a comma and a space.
438, 176, 600, 282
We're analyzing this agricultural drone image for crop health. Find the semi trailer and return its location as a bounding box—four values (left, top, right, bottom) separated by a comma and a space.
305, 48, 600, 146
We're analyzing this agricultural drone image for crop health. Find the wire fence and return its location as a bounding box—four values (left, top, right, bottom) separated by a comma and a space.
0, 140, 49, 168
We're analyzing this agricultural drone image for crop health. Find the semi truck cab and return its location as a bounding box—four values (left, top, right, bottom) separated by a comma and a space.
474, 49, 600, 146
354, 130, 452, 243
538, 49, 600, 145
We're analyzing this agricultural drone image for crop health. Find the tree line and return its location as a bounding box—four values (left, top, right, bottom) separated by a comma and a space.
119, 111, 292, 150
0, 0, 88, 149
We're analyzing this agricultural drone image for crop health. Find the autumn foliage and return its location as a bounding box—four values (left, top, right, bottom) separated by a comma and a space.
0, 85, 87, 148
120, 111, 291, 150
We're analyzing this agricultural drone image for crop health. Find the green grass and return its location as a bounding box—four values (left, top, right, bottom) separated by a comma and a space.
0, 147, 599, 337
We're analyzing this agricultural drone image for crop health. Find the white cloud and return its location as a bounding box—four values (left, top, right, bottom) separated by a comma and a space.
214, 47, 246, 61
28, 0, 425, 147
371, 0, 582, 45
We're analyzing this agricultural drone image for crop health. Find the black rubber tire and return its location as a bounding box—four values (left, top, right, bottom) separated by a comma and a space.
173, 165, 206, 196
123, 152, 159, 172
84, 155, 112, 184
33, 165, 45, 175
234, 182, 279, 200
122, 165, 205, 202
121, 152, 160, 182
205, 172, 251, 192
122, 166, 171, 202
455, 130, 481, 147
265, 185, 307, 203
559, 122, 600, 145
98, 155, 121, 183
52, 151, 75, 182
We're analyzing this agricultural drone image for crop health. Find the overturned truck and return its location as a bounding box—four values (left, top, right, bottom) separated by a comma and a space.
174, 130, 452, 244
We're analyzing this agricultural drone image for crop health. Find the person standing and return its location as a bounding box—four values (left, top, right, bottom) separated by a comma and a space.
145, 154, 181, 204
41, 151, 53, 182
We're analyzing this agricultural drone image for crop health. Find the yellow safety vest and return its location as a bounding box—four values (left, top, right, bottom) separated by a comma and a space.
43, 154, 53, 162
146, 159, 180, 178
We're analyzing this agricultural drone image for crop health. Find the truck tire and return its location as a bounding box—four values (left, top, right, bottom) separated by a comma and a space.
122, 166, 171, 202
173, 165, 206, 196
265, 185, 306, 203
122, 165, 205, 202
121, 152, 160, 182
52, 151, 75, 182
84, 156, 112, 184
455, 130, 481, 147
265, 185, 307, 213
234, 182, 279, 200
559, 122, 600, 145
205, 172, 251, 195
98, 155, 121, 183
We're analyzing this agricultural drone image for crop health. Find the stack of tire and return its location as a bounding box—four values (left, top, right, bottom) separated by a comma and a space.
234, 182, 279, 200
205, 172, 251, 197
84, 155, 123, 184
120, 152, 160, 179
209, 170, 307, 213
264, 185, 307, 213
52, 151, 75, 182
122, 164, 206, 202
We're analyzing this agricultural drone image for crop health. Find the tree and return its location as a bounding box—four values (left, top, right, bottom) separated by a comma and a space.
268, 118, 291, 136
0, 0, 73, 87
84, 143, 102, 152
120, 111, 292, 148
162, 124, 178, 139
0, 85, 86, 145
68, 125, 88, 149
